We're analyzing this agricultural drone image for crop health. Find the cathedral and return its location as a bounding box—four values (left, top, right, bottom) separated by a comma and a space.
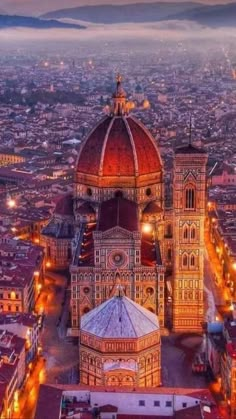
42, 76, 208, 341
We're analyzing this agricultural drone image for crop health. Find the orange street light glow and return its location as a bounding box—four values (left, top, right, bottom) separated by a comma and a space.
142, 223, 152, 234
7, 199, 16, 209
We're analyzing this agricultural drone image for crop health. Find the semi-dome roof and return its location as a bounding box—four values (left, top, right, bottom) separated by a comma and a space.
81, 294, 159, 338
76, 114, 162, 182
54, 194, 73, 217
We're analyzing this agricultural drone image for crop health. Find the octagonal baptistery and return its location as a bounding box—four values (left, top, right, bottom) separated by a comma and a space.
79, 293, 161, 388
75, 77, 163, 210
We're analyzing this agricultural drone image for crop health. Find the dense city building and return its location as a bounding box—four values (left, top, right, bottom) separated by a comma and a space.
0, 234, 44, 313
35, 384, 220, 419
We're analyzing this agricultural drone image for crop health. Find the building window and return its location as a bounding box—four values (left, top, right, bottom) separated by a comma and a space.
146, 287, 154, 296
8, 293, 11, 299
182, 402, 187, 408
154, 401, 160, 407
139, 400, 145, 406
183, 254, 188, 267
166, 401, 172, 407
166, 224, 172, 237
146, 188, 152, 196
0, 293, 3, 299
83, 287, 90, 294
190, 255, 195, 267
16, 306, 19, 312
185, 186, 195, 209
8, 305, 11, 311
190, 227, 196, 239
183, 226, 188, 239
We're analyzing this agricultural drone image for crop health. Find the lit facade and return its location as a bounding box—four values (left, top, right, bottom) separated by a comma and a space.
172, 147, 208, 332
43, 76, 208, 336
70, 77, 166, 335
0, 235, 44, 314
79, 294, 161, 387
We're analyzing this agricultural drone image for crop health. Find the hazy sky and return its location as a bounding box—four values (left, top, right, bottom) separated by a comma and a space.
1, 0, 236, 16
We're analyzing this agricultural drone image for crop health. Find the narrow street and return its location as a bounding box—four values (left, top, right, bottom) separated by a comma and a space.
204, 229, 231, 317
14, 272, 79, 419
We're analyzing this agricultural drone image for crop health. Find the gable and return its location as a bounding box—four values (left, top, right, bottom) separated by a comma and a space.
100, 226, 138, 240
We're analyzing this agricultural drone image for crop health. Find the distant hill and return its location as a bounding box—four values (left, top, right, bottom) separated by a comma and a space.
41, 2, 236, 27
0, 14, 86, 29
174, 3, 236, 27
42, 2, 202, 24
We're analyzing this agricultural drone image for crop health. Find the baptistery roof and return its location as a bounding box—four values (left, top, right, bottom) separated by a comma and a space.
81, 294, 159, 339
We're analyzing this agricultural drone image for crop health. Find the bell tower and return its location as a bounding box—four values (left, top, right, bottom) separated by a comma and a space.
172, 144, 208, 332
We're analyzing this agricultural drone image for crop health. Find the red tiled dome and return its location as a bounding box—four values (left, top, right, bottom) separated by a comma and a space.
76, 115, 162, 183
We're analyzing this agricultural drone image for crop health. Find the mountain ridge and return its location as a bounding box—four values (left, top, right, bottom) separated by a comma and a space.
41, 2, 203, 24
0, 14, 86, 29
41, 2, 236, 27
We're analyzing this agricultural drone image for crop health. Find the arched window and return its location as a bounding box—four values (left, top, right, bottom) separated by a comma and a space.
183, 254, 188, 267
190, 227, 196, 239
190, 254, 195, 267
183, 226, 189, 239
146, 287, 154, 296
167, 248, 172, 261
166, 224, 172, 237
185, 185, 196, 210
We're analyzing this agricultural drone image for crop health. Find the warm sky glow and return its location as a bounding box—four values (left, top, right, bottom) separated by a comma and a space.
1, 0, 236, 16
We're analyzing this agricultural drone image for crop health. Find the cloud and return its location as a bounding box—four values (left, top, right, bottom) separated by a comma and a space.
0, 20, 236, 46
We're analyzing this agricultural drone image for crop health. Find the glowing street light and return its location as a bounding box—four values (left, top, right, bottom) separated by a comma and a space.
37, 284, 42, 293
7, 198, 16, 209
233, 262, 236, 271
142, 223, 152, 234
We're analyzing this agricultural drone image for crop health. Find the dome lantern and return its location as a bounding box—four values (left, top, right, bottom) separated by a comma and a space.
112, 74, 128, 116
